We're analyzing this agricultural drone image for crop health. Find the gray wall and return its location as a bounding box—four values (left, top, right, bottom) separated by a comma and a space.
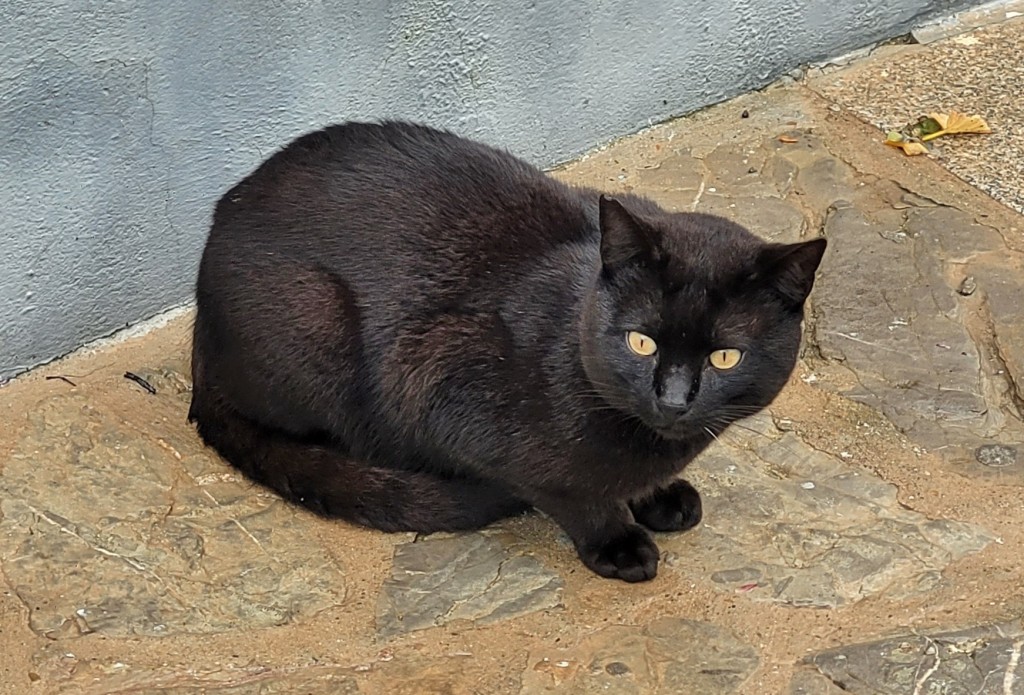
1, 0, 974, 380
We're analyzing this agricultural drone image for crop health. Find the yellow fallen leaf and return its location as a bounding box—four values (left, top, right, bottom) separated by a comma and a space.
898, 141, 929, 156
885, 136, 929, 156
921, 111, 991, 141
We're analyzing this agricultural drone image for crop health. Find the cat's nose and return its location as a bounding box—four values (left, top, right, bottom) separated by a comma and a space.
657, 400, 692, 419
655, 388, 695, 419
656, 368, 698, 418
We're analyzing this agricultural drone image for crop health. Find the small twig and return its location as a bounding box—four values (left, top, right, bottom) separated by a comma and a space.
123, 372, 156, 394
1005, 638, 1023, 695
45, 375, 77, 387
912, 636, 942, 695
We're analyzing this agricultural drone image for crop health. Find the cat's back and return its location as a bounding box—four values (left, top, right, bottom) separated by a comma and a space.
207, 121, 592, 272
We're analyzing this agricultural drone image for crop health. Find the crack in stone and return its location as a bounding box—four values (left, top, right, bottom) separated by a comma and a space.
139, 59, 157, 148
439, 556, 509, 624
992, 335, 1024, 421
893, 182, 951, 209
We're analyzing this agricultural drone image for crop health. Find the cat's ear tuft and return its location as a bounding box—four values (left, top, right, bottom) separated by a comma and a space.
758, 238, 827, 307
599, 195, 659, 269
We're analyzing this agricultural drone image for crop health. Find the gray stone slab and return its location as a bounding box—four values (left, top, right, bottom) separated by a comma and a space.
704, 142, 779, 198
0, 393, 345, 639
635, 150, 708, 213
696, 195, 808, 244
811, 203, 993, 448
788, 670, 848, 694
376, 534, 563, 638
667, 426, 994, 608
773, 134, 861, 213
806, 621, 1024, 694
521, 618, 759, 694
641, 139, 811, 243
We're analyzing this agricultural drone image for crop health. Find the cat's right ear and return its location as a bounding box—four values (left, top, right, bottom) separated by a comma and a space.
757, 237, 828, 308
599, 195, 660, 269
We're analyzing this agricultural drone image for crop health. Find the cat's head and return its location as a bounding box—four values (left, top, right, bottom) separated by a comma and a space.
580, 195, 826, 440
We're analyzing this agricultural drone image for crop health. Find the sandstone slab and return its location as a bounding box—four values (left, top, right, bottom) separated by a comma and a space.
27, 652, 361, 695
521, 618, 758, 694
376, 533, 563, 638
0, 393, 345, 639
669, 425, 994, 607
812, 204, 991, 447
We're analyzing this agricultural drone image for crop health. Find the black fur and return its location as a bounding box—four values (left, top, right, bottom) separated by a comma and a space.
189, 121, 825, 582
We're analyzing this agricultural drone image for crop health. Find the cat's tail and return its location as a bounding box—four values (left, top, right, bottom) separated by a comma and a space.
187, 382, 529, 533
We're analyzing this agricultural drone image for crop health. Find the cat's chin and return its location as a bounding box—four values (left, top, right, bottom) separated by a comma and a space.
651, 428, 689, 441
645, 421, 708, 441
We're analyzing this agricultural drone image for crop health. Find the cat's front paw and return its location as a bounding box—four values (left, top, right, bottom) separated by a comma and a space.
578, 524, 659, 582
630, 479, 702, 532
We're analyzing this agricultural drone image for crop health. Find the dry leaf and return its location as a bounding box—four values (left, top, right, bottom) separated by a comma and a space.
885, 132, 929, 156
778, 135, 799, 143
896, 141, 929, 156
921, 111, 992, 141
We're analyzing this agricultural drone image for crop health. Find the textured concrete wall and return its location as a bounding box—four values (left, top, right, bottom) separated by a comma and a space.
0, 0, 975, 379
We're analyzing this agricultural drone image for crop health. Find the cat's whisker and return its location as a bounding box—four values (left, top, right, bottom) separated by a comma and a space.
702, 426, 721, 444
716, 419, 774, 439
713, 405, 770, 417
703, 417, 813, 463
708, 418, 765, 438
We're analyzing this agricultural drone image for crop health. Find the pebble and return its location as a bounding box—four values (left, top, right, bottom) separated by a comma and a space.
974, 444, 1017, 468
605, 661, 631, 675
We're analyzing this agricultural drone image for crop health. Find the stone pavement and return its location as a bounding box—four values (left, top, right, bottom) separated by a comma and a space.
2, 27, 1024, 695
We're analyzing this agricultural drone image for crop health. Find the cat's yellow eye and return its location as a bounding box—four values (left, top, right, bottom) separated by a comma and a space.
709, 348, 743, 370
627, 331, 657, 357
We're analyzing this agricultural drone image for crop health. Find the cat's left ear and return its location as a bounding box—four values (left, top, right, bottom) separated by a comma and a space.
599, 195, 662, 269
757, 238, 827, 307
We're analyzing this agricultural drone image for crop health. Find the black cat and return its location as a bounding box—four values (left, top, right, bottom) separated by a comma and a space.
188, 121, 825, 582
